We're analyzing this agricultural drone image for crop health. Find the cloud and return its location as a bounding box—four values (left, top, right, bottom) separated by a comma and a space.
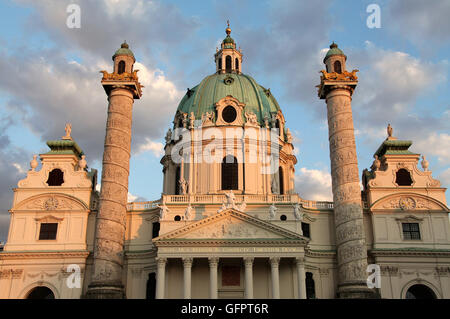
0, 49, 182, 163
352, 43, 445, 126
137, 138, 164, 157
414, 133, 450, 164
294, 167, 332, 201
17, 0, 199, 60
438, 168, 450, 190
239, 0, 333, 110
388, 0, 450, 48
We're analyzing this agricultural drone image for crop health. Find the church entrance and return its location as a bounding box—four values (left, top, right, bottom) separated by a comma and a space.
405, 284, 436, 299
26, 286, 55, 299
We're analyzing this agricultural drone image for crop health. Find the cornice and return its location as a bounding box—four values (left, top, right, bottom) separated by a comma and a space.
0, 250, 90, 260
369, 248, 450, 257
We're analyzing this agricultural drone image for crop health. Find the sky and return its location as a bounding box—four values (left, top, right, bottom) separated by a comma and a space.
0, 0, 449, 242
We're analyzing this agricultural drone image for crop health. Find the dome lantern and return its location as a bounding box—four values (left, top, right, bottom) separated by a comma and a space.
214, 21, 242, 74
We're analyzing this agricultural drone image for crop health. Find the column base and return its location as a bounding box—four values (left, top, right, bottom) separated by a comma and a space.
85, 283, 126, 299
337, 283, 380, 299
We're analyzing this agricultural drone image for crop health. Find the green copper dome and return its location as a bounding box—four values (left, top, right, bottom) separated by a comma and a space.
323, 42, 346, 63
176, 73, 281, 126
112, 42, 135, 61
223, 35, 235, 44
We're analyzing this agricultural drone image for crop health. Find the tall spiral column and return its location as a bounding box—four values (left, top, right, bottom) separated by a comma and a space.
86, 42, 142, 298
318, 43, 375, 298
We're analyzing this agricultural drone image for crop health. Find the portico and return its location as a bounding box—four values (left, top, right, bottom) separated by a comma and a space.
152, 209, 309, 299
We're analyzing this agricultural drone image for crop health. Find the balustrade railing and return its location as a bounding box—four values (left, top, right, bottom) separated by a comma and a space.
126, 194, 335, 211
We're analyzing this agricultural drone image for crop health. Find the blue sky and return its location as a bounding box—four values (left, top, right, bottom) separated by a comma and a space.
0, 0, 449, 241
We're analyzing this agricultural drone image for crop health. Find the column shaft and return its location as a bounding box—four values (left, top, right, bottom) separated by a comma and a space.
208, 257, 219, 299
296, 257, 307, 299
183, 257, 193, 299
87, 87, 134, 299
270, 257, 280, 299
244, 257, 254, 299
156, 257, 167, 299
325, 87, 372, 298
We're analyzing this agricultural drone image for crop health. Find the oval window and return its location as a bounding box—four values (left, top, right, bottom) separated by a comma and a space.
222, 105, 237, 123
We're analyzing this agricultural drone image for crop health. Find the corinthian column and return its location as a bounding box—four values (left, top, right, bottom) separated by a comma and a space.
86, 43, 142, 299
318, 43, 375, 299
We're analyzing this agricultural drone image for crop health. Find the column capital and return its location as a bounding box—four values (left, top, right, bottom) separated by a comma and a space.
269, 257, 280, 267
182, 257, 193, 267
156, 257, 167, 266
295, 256, 306, 265
208, 257, 219, 267
243, 257, 254, 266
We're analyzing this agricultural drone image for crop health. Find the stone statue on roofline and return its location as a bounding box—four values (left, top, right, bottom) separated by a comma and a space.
62, 123, 72, 140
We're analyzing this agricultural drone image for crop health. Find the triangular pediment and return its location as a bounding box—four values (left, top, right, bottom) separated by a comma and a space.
154, 209, 307, 242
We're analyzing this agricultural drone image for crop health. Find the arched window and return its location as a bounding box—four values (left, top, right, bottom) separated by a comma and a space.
218, 58, 222, 71
225, 55, 232, 73
279, 167, 284, 195
396, 169, 413, 186
235, 58, 239, 72
222, 155, 238, 190
334, 60, 342, 74
406, 284, 436, 299
47, 169, 64, 186
118, 60, 126, 74
26, 286, 55, 299
175, 166, 181, 195
306, 272, 315, 299
146, 273, 156, 299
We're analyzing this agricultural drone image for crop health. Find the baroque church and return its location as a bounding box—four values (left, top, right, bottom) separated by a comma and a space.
0, 25, 449, 299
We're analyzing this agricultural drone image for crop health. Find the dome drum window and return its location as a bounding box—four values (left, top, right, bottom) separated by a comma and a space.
215, 96, 245, 126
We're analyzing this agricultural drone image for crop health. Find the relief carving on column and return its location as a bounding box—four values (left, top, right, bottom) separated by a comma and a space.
338, 259, 367, 282
331, 165, 360, 185
329, 132, 356, 153
332, 184, 361, 204
335, 223, 364, 243
337, 241, 367, 263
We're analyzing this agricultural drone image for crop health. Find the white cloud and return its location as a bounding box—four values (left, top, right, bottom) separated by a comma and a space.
438, 168, 450, 189
137, 138, 164, 157
414, 133, 450, 164
294, 167, 332, 201
12, 163, 26, 174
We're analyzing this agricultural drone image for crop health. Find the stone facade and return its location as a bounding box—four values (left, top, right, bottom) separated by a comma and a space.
0, 36, 449, 300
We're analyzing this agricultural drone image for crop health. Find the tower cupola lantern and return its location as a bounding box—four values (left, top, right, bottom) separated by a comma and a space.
323, 42, 347, 74
112, 41, 136, 75
214, 21, 243, 74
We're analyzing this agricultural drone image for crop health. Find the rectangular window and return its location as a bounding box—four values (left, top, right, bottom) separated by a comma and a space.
301, 222, 310, 238
402, 223, 421, 240
152, 222, 160, 239
39, 223, 58, 240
